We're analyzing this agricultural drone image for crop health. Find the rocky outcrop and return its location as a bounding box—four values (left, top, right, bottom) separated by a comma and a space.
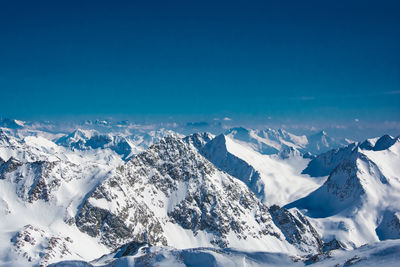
76, 196, 167, 249
0, 157, 23, 180
12, 225, 74, 267
0, 158, 84, 202
269, 205, 323, 254
201, 134, 264, 199
376, 211, 400, 240
183, 132, 213, 151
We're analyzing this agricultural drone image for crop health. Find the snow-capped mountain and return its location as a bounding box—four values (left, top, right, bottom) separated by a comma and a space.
225, 127, 350, 156
305, 130, 346, 155
75, 135, 322, 254
56, 128, 182, 160
0, 118, 25, 129
302, 134, 399, 177
0, 120, 399, 266
56, 129, 135, 160
287, 135, 400, 248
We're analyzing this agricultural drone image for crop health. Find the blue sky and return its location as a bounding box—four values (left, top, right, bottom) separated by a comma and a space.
0, 0, 399, 124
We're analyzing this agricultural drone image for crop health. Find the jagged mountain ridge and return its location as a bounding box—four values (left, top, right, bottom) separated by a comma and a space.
55, 128, 182, 160
302, 134, 399, 177
1, 117, 350, 157
225, 127, 350, 156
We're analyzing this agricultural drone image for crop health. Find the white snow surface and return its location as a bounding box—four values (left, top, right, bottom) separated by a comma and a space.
50, 240, 400, 267
222, 135, 326, 205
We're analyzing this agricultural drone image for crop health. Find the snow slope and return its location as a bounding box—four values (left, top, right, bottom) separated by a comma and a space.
287, 136, 400, 248
50, 239, 400, 267
203, 134, 326, 206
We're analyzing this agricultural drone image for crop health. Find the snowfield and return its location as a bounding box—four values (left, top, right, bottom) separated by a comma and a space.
49, 240, 400, 267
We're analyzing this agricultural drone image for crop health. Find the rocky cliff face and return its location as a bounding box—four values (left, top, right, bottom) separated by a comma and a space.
376, 211, 400, 240
201, 134, 264, 199
269, 205, 324, 253
182, 132, 214, 150
0, 133, 94, 203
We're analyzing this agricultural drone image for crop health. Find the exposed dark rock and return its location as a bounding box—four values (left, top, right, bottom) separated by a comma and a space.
269, 205, 323, 253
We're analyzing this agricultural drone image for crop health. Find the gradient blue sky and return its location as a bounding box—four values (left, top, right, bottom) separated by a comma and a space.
0, 0, 399, 123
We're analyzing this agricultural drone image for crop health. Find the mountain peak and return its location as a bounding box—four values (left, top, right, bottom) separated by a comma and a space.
308, 130, 328, 138
224, 127, 251, 138
373, 134, 398, 151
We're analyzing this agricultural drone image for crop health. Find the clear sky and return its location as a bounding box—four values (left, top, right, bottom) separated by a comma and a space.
0, 0, 399, 123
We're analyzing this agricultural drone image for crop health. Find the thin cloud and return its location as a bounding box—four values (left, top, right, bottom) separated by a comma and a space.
299, 96, 316, 101
384, 90, 400, 95
290, 96, 316, 101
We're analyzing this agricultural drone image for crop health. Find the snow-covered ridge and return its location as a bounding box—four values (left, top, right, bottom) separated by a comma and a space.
225, 127, 350, 156
302, 134, 399, 177
287, 135, 400, 248
55, 128, 182, 160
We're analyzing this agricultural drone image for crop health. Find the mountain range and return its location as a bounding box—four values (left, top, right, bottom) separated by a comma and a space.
0, 118, 399, 266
